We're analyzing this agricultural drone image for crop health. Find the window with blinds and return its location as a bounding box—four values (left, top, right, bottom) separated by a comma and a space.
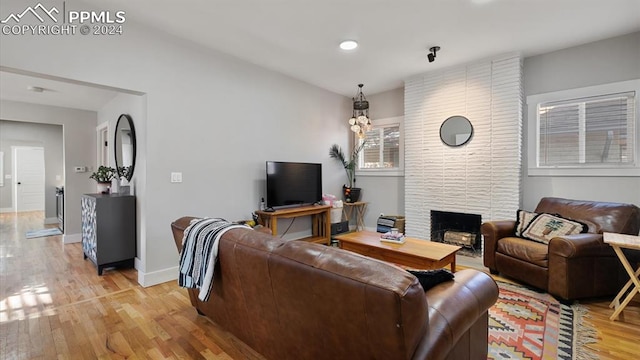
528, 79, 639, 176
538, 92, 635, 167
356, 116, 404, 176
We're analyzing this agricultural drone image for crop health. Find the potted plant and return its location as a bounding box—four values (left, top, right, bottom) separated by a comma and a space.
89, 165, 117, 194
329, 142, 366, 202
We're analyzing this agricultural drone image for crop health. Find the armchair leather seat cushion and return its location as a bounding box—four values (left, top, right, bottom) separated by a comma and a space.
497, 237, 549, 267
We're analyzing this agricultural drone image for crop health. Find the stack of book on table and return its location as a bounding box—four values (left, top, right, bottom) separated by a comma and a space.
380, 231, 405, 244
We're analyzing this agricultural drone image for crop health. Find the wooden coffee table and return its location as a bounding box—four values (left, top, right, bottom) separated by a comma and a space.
334, 231, 461, 272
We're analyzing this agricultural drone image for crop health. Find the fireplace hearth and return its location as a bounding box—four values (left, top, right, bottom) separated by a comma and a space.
430, 210, 482, 256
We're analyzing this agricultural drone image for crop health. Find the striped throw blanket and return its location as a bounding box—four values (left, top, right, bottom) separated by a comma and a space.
178, 217, 250, 301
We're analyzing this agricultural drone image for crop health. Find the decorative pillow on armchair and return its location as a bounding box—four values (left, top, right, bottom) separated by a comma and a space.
521, 213, 586, 244
515, 210, 538, 237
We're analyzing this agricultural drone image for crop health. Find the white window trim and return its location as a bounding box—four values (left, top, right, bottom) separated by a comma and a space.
356, 116, 404, 177
527, 79, 640, 177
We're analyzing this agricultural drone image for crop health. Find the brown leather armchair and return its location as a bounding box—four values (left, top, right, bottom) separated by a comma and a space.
482, 197, 640, 301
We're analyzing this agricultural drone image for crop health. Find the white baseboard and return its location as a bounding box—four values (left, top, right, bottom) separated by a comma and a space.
0, 207, 14, 213
137, 265, 178, 287
63, 233, 81, 244
45, 217, 58, 224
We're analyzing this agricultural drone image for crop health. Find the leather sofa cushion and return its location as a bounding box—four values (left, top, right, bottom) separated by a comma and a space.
241, 233, 429, 359
497, 237, 549, 268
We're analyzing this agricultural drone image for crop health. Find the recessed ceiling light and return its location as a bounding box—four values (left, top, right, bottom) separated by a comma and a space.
27, 86, 45, 93
339, 40, 358, 50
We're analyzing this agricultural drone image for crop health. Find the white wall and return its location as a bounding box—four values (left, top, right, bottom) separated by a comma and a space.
96, 93, 147, 278
522, 31, 640, 210
0, 120, 63, 219
0, 1, 351, 285
355, 32, 640, 233
0, 101, 97, 240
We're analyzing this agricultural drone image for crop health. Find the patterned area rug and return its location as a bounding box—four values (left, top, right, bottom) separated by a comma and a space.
489, 281, 598, 360
25, 228, 62, 239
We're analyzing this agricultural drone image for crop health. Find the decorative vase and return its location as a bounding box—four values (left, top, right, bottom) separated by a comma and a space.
343, 186, 362, 203
96, 182, 110, 194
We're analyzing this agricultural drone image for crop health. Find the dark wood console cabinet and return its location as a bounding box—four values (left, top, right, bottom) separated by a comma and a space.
81, 193, 136, 275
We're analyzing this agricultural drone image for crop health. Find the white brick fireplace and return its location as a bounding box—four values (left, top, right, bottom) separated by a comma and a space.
404, 54, 523, 240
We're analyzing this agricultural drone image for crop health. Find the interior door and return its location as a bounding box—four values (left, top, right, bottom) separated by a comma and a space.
97, 123, 109, 167
14, 146, 45, 212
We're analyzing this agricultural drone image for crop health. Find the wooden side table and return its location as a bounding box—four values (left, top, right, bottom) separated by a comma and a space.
343, 202, 368, 231
255, 205, 331, 245
603, 232, 640, 321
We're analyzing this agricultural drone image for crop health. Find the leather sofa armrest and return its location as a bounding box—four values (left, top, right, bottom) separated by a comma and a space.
413, 269, 499, 360
548, 233, 621, 300
171, 216, 199, 251
170, 216, 201, 308
548, 233, 614, 258
171, 216, 273, 250
481, 220, 516, 272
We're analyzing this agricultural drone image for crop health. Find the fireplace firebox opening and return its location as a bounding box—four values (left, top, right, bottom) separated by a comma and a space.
430, 210, 482, 256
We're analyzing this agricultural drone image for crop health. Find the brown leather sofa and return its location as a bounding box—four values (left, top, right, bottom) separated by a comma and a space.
172, 216, 499, 360
482, 197, 640, 301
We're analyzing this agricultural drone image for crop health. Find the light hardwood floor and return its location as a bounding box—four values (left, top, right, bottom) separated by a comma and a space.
0, 211, 264, 360
1, 212, 638, 359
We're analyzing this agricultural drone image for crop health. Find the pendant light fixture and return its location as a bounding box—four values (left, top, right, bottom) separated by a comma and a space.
348, 83, 371, 138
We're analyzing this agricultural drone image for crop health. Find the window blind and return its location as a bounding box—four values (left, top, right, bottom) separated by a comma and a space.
538, 91, 635, 167
360, 125, 400, 168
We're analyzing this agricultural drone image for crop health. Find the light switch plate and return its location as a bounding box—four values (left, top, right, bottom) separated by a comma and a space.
171, 172, 183, 183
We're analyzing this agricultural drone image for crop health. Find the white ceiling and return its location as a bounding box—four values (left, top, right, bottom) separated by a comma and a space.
0, 71, 120, 111
96, 0, 640, 96
1, 0, 639, 110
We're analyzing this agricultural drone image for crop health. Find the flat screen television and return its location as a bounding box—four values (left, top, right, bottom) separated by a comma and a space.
266, 161, 322, 209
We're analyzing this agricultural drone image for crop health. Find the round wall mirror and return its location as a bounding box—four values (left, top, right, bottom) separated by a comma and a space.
114, 114, 136, 181
440, 115, 473, 147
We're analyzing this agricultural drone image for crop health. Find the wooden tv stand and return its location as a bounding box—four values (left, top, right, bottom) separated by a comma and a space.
256, 205, 331, 245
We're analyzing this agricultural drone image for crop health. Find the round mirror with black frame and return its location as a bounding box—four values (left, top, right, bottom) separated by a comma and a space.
440, 115, 473, 147
114, 114, 136, 182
